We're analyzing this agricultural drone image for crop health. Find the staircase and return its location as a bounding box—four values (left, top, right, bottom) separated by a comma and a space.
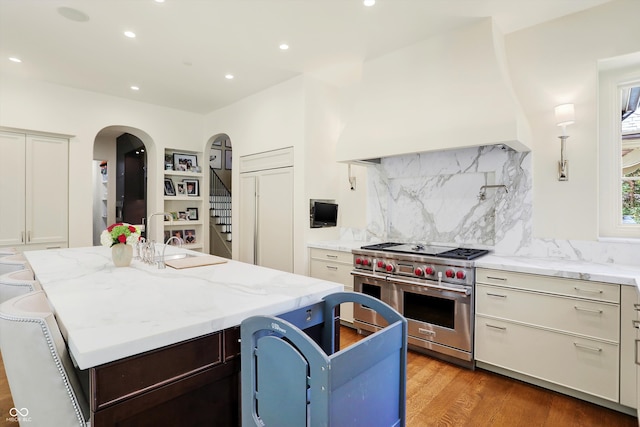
209, 170, 232, 259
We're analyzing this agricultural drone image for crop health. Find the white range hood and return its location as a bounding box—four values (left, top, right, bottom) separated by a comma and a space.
337, 18, 531, 163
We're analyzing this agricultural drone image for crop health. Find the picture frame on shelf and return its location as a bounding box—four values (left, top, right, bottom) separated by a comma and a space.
164, 178, 176, 196
178, 211, 188, 220
164, 230, 171, 242
183, 179, 199, 196
170, 230, 184, 245
184, 229, 197, 244
173, 153, 198, 171
225, 150, 232, 170
176, 182, 186, 195
210, 148, 222, 169
186, 207, 199, 220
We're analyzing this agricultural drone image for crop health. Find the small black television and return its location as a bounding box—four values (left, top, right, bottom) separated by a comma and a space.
310, 200, 338, 228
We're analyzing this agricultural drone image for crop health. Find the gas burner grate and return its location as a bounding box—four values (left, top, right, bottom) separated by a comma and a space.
436, 248, 489, 260
359, 242, 403, 251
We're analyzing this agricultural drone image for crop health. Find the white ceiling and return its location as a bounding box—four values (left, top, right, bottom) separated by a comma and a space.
0, 0, 612, 114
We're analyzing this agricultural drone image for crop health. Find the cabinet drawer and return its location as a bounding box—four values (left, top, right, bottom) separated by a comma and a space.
310, 259, 353, 286
476, 284, 619, 341
309, 248, 352, 265
476, 269, 620, 303
475, 315, 619, 401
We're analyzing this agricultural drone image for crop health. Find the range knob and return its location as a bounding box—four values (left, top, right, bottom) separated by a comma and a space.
445, 269, 455, 278
414, 268, 424, 277
362, 259, 370, 266
355, 258, 362, 265
386, 264, 395, 272
456, 271, 466, 280
377, 260, 386, 268
425, 267, 435, 276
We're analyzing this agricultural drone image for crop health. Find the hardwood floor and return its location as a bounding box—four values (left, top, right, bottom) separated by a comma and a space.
0, 329, 636, 427
339, 327, 637, 427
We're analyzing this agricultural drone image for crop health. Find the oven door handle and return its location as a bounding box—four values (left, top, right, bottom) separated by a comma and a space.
352, 271, 470, 296
392, 276, 471, 296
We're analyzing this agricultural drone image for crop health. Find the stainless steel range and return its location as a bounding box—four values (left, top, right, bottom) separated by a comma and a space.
351, 242, 488, 369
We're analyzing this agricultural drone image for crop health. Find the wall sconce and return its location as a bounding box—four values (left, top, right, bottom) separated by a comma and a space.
555, 103, 575, 181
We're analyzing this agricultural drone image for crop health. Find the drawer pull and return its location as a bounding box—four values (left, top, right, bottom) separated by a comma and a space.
574, 306, 603, 314
633, 320, 640, 330
634, 303, 640, 311
485, 323, 507, 331
486, 276, 507, 281
325, 266, 338, 271
573, 342, 602, 353
486, 292, 507, 298
636, 339, 640, 366
418, 328, 436, 336
573, 287, 603, 295
325, 254, 338, 259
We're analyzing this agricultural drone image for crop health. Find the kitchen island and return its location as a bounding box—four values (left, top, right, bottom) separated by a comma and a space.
24, 246, 343, 426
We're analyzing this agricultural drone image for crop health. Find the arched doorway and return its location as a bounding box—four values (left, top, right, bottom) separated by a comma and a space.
93, 126, 154, 245
208, 134, 232, 258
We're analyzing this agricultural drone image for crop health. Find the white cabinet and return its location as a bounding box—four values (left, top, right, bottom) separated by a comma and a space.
0, 131, 68, 250
239, 148, 293, 273
475, 268, 621, 402
162, 149, 206, 252
621, 285, 639, 409
309, 248, 354, 325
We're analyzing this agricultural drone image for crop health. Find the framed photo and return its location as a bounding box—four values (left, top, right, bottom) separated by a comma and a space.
183, 179, 199, 196
184, 229, 197, 245
225, 139, 232, 148
178, 211, 188, 220
176, 182, 186, 195
173, 153, 198, 171
163, 230, 171, 243
225, 150, 232, 170
210, 148, 222, 169
186, 207, 199, 220
170, 229, 184, 245
164, 178, 176, 196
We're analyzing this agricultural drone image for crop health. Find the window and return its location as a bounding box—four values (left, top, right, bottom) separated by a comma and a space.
599, 58, 640, 239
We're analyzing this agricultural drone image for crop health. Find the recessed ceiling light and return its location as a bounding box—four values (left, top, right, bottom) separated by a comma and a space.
124, 31, 136, 38
279, 43, 289, 50
364, 0, 375, 6
225, 74, 234, 80
57, 7, 90, 22
130, 86, 140, 91
154, 0, 165, 3
9, 57, 22, 63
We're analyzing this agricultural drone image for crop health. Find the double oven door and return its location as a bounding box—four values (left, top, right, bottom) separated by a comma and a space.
353, 271, 474, 363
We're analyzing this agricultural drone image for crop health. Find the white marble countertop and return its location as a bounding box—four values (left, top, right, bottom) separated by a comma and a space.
307, 241, 640, 290
25, 246, 343, 370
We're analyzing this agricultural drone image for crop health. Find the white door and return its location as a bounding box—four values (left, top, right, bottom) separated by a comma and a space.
26, 135, 68, 245
256, 168, 293, 273
0, 131, 26, 247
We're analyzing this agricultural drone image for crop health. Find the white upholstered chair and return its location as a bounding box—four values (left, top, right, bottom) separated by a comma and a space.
0, 269, 42, 303
0, 291, 90, 426
0, 253, 31, 276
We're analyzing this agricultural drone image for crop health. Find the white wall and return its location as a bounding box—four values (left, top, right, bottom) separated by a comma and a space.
505, 0, 640, 241
0, 75, 205, 247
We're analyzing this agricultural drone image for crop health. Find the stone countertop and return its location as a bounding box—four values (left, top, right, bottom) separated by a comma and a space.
307, 241, 640, 289
475, 255, 640, 289
24, 246, 343, 370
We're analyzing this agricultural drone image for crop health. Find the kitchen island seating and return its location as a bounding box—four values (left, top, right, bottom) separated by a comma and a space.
0, 252, 31, 276
241, 292, 408, 427
0, 269, 42, 303
0, 290, 90, 427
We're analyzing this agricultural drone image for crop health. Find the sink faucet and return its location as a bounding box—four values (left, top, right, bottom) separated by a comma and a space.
158, 235, 183, 269
147, 212, 172, 243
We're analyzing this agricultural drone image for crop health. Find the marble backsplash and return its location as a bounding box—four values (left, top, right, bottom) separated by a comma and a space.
339, 145, 640, 266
